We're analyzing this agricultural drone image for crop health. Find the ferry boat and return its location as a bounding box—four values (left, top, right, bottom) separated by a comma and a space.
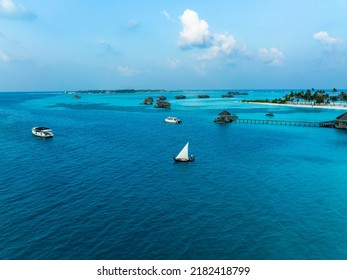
165, 117, 182, 124
32, 127, 54, 138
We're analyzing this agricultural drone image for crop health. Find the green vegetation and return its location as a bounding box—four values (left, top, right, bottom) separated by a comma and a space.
243, 89, 347, 105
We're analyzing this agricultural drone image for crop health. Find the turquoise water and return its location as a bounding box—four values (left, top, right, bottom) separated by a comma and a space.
1, 90, 347, 260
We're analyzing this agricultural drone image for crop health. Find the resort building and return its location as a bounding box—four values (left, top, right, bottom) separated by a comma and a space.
335, 112, 347, 129
214, 110, 238, 123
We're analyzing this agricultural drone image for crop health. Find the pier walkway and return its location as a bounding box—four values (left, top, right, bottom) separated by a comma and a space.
234, 118, 322, 127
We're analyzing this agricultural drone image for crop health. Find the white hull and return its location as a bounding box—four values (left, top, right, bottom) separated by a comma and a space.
165, 117, 181, 124
32, 127, 54, 138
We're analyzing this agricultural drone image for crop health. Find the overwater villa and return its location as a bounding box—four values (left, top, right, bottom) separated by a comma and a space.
154, 101, 171, 108
335, 112, 347, 129
214, 110, 238, 123
175, 95, 186, 99
222, 92, 234, 98
141, 97, 153, 105
157, 96, 167, 101
198, 94, 210, 98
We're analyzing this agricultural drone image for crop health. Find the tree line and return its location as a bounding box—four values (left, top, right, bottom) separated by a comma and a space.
243, 88, 347, 105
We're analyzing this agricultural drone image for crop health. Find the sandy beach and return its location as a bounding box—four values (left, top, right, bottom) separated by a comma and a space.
247, 102, 347, 110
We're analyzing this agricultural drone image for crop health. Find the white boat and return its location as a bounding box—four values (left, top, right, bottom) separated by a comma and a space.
174, 142, 194, 162
32, 127, 54, 138
165, 116, 182, 124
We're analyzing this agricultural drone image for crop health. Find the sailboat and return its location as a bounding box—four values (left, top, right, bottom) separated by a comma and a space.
173, 142, 195, 162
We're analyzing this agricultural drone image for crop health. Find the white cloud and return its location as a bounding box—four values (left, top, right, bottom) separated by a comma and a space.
167, 57, 181, 69
0, 0, 16, 12
98, 39, 117, 55
117, 65, 139, 77
313, 31, 341, 47
179, 9, 211, 48
178, 9, 247, 64
258, 47, 285, 66
162, 10, 171, 21
0, 0, 35, 19
0, 51, 10, 62
199, 33, 236, 60
126, 19, 139, 29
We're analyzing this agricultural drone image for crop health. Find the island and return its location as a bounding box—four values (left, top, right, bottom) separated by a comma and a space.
242, 88, 347, 108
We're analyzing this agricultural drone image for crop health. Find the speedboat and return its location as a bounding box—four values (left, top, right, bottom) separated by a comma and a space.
32, 127, 54, 138
165, 117, 182, 124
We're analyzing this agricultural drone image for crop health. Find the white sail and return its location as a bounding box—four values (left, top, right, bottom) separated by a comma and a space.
175, 142, 189, 160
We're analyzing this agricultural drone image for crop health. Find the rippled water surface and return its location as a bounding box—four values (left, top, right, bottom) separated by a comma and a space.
1, 91, 347, 259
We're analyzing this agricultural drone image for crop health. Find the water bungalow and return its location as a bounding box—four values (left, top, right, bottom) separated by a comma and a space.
141, 97, 153, 105
335, 112, 347, 129
175, 95, 186, 99
198, 94, 210, 98
154, 101, 171, 108
222, 92, 234, 98
157, 96, 167, 101
214, 110, 238, 123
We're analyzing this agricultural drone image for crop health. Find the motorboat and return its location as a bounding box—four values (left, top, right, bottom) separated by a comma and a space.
174, 142, 194, 162
32, 127, 54, 138
165, 117, 182, 124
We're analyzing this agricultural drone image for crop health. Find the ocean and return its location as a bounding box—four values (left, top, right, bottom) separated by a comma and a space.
0, 90, 347, 260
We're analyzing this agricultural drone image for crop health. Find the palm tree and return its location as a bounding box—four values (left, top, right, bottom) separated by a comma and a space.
304, 89, 312, 103
331, 96, 338, 105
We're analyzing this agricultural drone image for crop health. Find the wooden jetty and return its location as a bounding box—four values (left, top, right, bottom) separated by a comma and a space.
235, 118, 321, 127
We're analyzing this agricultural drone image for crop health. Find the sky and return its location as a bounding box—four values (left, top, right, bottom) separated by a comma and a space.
0, 0, 347, 91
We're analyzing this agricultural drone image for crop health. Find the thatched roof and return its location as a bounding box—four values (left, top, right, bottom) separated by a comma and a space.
336, 112, 347, 121
218, 110, 231, 116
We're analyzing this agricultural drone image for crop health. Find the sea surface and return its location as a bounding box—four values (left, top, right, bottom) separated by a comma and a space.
1, 90, 347, 260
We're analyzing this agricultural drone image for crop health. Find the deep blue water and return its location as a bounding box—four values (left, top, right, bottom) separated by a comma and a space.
1, 90, 347, 260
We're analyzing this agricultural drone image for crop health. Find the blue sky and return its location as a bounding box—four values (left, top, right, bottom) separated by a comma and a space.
0, 0, 347, 91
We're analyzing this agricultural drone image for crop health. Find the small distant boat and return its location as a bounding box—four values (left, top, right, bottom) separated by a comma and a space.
165, 117, 182, 124
174, 142, 194, 162
32, 127, 54, 138
266, 113, 274, 117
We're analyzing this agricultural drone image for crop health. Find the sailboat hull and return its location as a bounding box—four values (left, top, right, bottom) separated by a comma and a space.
173, 156, 195, 162
173, 142, 194, 162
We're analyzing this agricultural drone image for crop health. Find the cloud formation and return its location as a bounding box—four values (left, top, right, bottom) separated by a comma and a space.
199, 33, 236, 60
162, 9, 174, 22
179, 9, 247, 63
98, 40, 117, 55
0, 51, 10, 62
179, 9, 211, 48
117, 65, 139, 76
0, 0, 36, 19
126, 19, 139, 29
258, 47, 285, 66
167, 57, 181, 69
313, 31, 341, 47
